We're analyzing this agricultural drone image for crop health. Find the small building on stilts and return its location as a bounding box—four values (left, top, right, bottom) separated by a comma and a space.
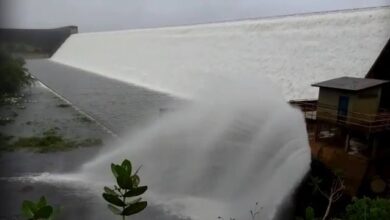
312, 76, 389, 158
290, 38, 390, 196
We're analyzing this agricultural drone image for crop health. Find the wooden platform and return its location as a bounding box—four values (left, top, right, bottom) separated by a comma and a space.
310, 138, 369, 195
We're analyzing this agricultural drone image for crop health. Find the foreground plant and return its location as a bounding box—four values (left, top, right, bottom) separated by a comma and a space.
21, 196, 54, 220
345, 197, 390, 220
103, 159, 147, 219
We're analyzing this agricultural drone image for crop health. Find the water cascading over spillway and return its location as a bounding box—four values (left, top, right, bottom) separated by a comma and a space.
51, 7, 390, 100
79, 75, 311, 219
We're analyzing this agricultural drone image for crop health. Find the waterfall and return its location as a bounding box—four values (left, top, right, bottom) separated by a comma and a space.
78, 77, 311, 219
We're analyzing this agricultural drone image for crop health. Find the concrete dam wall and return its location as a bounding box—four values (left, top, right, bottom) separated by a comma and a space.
51, 7, 390, 100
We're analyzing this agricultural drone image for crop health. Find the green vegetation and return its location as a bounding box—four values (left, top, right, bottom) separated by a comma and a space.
22, 196, 54, 220
11, 133, 75, 153
295, 197, 390, 220
103, 159, 148, 219
345, 197, 390, 220
56, 103, 70, 108
0, 50, 33, 99
0, 129, 103, 153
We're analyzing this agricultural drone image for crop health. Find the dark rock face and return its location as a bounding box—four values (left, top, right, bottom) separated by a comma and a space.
366, 38, 390, 109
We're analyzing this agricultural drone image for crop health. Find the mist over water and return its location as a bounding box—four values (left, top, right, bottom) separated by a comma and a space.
77, 76, 311, 219
19, 52, 312, 220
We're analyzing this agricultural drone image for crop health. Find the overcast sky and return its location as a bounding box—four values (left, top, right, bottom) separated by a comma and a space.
1, 0, 389, 32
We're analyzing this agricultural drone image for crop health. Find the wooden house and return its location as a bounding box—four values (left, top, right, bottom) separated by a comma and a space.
312, 77, 389, 133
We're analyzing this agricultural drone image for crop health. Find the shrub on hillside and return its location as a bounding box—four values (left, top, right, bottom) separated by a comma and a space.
345, 197, 390, 220
0, 50, 33, 97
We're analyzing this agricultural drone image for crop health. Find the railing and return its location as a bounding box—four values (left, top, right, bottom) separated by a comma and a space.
290, 100, 390, 133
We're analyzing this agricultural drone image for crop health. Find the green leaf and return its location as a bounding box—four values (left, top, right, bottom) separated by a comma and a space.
50, 206, 61, 220
132, 175, 140, 188
34, 205, 53, 219
102, 193, 126, 207
114, 165, 127, 178
122, 201, 147, 216
36, 196, 47, 209
121, 159, 132, 176
305, 206, 315, 220
111, 163, 119, 178
21, 200, 35, 218
117, 175, 133, 190
107, 204, 122, 215
124, 186, 148, 197
104, 186, 119, 196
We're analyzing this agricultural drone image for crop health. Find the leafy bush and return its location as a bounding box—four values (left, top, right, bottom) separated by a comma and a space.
21, 196, 54, 220
0, 50, 33, 97
103, 159, 147, 219
345, 197, 390, 220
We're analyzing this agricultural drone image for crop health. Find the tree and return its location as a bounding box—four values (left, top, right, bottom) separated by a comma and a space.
310, 175, 345, 220
102, 159, 148, 220
0, 50, 33, 97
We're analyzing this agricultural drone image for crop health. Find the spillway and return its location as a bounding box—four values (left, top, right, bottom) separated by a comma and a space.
51, 7, 390, 100
21, 6, 390, 220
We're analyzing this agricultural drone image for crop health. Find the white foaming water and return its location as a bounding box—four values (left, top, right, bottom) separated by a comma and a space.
3, 172, 86, 186
78, 76, 311, 220
51, 7, 390, 100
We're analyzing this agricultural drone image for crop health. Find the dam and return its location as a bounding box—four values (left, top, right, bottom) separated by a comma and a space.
14, 6, 390, 220
49, 6, 390, 101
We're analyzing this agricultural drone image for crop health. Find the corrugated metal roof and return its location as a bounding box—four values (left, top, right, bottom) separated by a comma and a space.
312, 77, 389, 91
